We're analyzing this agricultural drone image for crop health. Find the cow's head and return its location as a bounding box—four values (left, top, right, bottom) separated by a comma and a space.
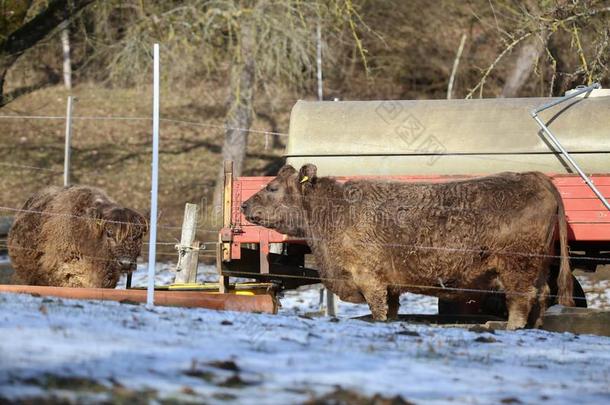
87, 203, 148, 273
241, 164, 317, 237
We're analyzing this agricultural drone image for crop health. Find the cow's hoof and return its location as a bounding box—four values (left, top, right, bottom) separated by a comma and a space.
506, 321, 527, 331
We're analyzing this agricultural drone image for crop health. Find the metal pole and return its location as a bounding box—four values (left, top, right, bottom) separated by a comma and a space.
323, 95, 341, 317
63, 96, 74, 187
531, 83, 610, 212
533, 83, 600, 114
146, 43, 160, 308
316, 22, 323, 102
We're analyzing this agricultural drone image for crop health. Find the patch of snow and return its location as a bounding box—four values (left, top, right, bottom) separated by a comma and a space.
280, 285, 438, 317
1, 261, 610, 402
576, 276, 610, 310
116, 262, 218, 288
1, 289, 610, 403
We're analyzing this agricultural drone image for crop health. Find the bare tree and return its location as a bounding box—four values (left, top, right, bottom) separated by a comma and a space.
500, 33, 547, 98
219, 20, 256, 189
98, 0, 371, 208
0, 0, 94, 105
466, 0, 610, 99
60, 23, 72, 90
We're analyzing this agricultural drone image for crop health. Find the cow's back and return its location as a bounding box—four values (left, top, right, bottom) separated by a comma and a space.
8, 186, 63, 284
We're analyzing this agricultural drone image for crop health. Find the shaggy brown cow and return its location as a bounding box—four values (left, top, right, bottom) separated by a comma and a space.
241, 164, 574, 329
8, 186, 147, 288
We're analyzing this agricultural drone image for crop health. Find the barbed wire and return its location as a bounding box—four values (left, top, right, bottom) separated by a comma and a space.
0, 161, 603, 231
301, 234, 610, 263
0, 162, 63, 173
0, 114, 65, 119
0, 240, 600, 303
233, 186, 604, 212
0, 239, 179, 246
0, 113, 600, 172
0, 114, 288, 137
0, 205, 217, 233
0, 243, 144, 266
161, 117, 289, 137
3, 112, 603, 175
0, 242, 214, 262
2, 209, 609, 266
222, 269, 590, 303
0, 157, 603, 221
2, 188, 609, 264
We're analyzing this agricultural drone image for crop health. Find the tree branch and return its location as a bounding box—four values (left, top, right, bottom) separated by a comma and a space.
0, 0, 95, 105
465, 32, 532, 99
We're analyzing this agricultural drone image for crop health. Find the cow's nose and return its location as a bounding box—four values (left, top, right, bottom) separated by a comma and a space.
118, 257, 134, 269
241, 202, 248, 211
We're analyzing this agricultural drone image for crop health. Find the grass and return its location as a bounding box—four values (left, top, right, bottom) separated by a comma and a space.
0, 83, 292, 259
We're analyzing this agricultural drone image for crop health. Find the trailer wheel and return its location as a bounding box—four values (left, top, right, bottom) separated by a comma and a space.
438, 274, 587, 318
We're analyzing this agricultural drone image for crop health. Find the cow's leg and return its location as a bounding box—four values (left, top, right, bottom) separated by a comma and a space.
522, 262, 550, 328
387, 288, 401, 320
361, 285, 389, 321
349, 266, 390, 321
505, 286, 537, 330
528, 281, 550, 329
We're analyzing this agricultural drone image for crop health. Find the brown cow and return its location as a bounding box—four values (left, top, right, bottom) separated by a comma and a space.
8, 186, 147, 288
241, 164, 574, 329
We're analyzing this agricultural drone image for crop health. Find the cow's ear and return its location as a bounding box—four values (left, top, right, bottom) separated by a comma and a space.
298, 164, 317, 191
142, 217, 150, 234
86, 202, 103, 220
278, 165, 297, 177
134, 210, 149, 234
85, 204, 105, 234
141, 210, 151, 234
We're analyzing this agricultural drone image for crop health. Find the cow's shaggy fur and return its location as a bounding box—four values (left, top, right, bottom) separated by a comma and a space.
8, 186, 147, 288
242, 164, 574, 329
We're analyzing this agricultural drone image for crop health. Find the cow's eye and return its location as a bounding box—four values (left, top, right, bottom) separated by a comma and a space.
267, 184, 279, 192
106, 228, 114, 238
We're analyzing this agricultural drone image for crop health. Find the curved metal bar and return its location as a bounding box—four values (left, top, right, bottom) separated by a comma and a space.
531, 83, 610, 212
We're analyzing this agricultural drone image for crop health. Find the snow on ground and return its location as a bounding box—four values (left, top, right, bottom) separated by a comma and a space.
117, 262, 220, 288
119, 262, 610, 316
280, 283, 438, 318
577, 276, 610, 310
1, 264, 610, 404
120, 262, 439, 317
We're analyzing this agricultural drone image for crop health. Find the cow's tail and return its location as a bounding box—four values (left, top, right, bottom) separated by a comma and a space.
552, 180, 574, 307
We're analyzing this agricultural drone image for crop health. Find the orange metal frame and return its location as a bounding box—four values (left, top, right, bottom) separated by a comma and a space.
221, 174, 610, 263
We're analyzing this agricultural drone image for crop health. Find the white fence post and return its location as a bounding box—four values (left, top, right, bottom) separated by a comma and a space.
146, 43, 160, 308
316, 24, 338, 317
63, 95, 74, 187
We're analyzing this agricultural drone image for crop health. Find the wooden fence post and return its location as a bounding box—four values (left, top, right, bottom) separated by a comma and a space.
174, 203, 200, 284
218, 160, 233, 293
325, 289, 338, 317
